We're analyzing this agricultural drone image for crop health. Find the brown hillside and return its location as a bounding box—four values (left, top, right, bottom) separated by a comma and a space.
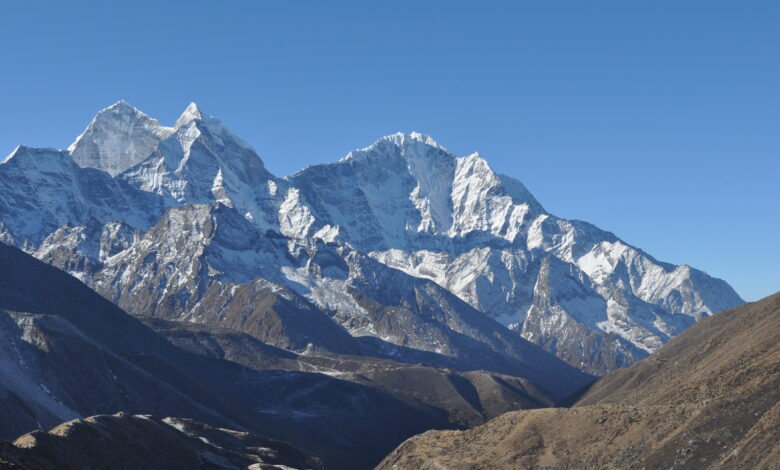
376, 292, 780, 470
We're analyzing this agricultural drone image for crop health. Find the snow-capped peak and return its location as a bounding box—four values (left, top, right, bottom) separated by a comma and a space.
341, 132, 446, 163
381, 131, 442, 150
175, 102, 204, 128
2, 145, 23, 164
78, 100, 155, 128
67, 100, 175, 176
105, 99, 136, 112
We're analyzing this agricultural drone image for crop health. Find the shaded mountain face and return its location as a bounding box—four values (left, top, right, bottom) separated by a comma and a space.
143, 317, 558, 429
0, 102, 742, 374
0, 413, 323, 470
0, 241, 241, 439
0, 241, 586, 469
376, 292, 780, 470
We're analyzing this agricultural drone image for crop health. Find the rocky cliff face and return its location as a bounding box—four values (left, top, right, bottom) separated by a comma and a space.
0, 101, 743, 375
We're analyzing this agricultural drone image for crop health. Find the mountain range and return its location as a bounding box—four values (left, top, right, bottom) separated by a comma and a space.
0, 101, 754, 469
1, 101, 743, 374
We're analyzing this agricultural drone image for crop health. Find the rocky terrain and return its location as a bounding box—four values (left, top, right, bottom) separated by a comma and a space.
0, 413, 322, 470
376, 292, 780, 470
0, 241, 587, 469
145, 317, 557, 428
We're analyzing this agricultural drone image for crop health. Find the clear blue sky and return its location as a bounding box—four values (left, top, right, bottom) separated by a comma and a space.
1, 1, 778, 301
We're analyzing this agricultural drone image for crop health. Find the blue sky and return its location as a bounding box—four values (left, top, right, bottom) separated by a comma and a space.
1, 1, 778, 301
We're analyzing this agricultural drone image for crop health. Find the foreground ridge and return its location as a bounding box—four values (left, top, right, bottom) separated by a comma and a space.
376, 292, 780, 470
0, 413, 323, 470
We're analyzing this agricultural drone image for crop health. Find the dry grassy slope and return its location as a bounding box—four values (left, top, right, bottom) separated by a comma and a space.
376, 292, 780, 470
577, 291, 780, 407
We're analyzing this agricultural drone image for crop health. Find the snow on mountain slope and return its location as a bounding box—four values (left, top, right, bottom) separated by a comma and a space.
117, 106, 282, 230
69, 101, 283, 233
285, 132, 544, 247
0, 102, 744, 374
0, 146, 165, 246
29, 201, 590, 398
286, 132, 744, 373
